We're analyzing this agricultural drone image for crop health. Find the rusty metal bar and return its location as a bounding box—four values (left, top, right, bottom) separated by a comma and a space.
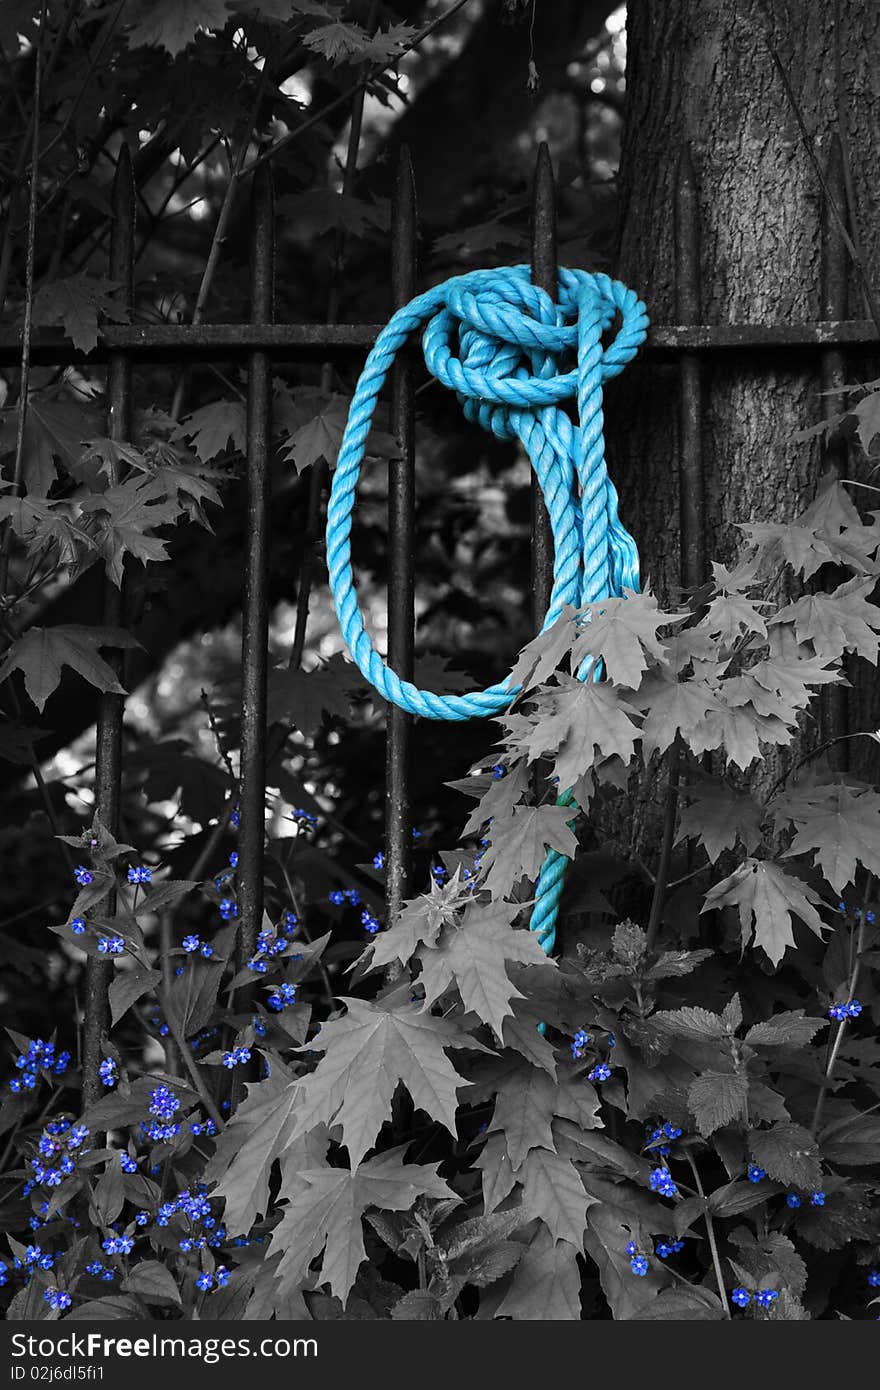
237, 164, 274, 980
819, 133, 849, 765
82, 144, 134, 1111
530, 142, 557, 631
674, 144, 705, 590
5, 318, 880, 366
384, 146, 417, 925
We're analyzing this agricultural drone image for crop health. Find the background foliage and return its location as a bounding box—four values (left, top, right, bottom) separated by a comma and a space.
0, 0, 879, 1322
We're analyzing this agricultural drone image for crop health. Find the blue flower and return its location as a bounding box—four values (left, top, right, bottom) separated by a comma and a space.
43, 1288, 72, 1310
846, 999, 862, 1018
196, 1272, 214, 1291
491, 764, 505, 780
373, 852, 385, 870
361, 909, 381, 933
430, 864, 447, 884
149, 1085, 180, 1121
731, 1287, 751, 1308
344, 888, 361, 906
747, 1164, 766, 1184
786, 1193, 801, 1208
127, 866, 152, 884
97, 935, 124, 955
625, 1241, 637, 1256
120, 1153, 138, 1174
649, 1167, 679, 1199
630, 1255, 649, 1277
246, 957, 267, 974
810, 1190, 825, 1206
74, 866, 93, 886
99, 1059, 117, 1087
868, 1271, 880, 1287
229, 851, 239, 869
200, 943, 213, 958
329, 890, 345, 906
755, 1290, 779, 1309
215, 1266, 231, 1287
70, 917, 86, 935
589, 1063, 612, 1083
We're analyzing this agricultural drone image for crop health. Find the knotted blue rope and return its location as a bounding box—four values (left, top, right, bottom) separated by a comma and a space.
326, 265, 648, 956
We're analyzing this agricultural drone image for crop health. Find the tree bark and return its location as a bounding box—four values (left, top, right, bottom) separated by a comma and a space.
607, 0, 880, 862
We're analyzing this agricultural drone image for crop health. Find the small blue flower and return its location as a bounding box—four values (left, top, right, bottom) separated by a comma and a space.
373, 852, 385, 870
229, 852, 239, 869
747, 1164, 766, 1184
731, 1287, 751, 1308
329, 890, 345, 906
200, 943, 213, 958
630, 1255, 649, 1277
786, 1193, 801, 1208
70, 917, 86, 935
649, 1167, 679, 1199
810, 1190, 825, 1206
867, 1271, 880, 1287
182, 935, 200, 953
755, 1289, 779, 1309
120, 1153, 138, 1174
149, 1085, 180, 1121
215, 1266, 230, 1287
246, 958, 267, 974
74, 865, 93, 886
196, 1272, 214, 1291
127, 866, 152, 884
99, 1059, 117, 1087
625, 1241, 637, 1256
589, 1063, 612, 1083
97, 935, 124, 955
491, 764, 505, 780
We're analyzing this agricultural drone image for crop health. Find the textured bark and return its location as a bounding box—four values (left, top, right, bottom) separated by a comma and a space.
605, 0, 880, 862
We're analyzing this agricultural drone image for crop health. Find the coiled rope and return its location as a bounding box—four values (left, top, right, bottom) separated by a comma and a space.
326, 265, 648, 955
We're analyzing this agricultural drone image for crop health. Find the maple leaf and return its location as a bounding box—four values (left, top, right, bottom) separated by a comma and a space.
205, 1069, 324, 1234
0, 395, 97, 496
417, 900, 554, 1036
455, 761, 531, 838
302, 19, 373, 63
126, 0, 231, 55
524, 678, 641, 785
33, 274, 129, 354
508, 606, 579, 691
266, 657, 363, 736
689, 690, 794, 769
288, 998, 477, 1168
434, 219, 528, 258
701, 858, 827, 965
637, 672, 716, 760
770, 578, 880, 664
852, 385, 880, 455
495, 1228, 581, 1321
749, 654, 840, 712
78, 477, 181, 586
273, 1148, 455, 1305
487, 1056, 600, 1167
172, 401, 246, 463
570, 590, 684, 688
773, 782, 880, 893
676, 782, 764, 862
0, 625, 138, 713
363, 868, 472, 972
700, 592, 768, 642
480, 803, 578, 898
518, 1147, 594, 1245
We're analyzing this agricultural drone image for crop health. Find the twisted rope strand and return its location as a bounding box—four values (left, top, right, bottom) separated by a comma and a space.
325, 265, 647, 955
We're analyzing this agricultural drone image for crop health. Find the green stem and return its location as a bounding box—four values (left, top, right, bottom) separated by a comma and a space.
685, 1150, 731, 1319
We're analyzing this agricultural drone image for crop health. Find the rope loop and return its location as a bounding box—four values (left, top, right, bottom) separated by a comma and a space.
325, 265, 647, 953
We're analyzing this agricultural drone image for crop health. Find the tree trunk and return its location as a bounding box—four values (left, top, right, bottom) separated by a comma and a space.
606, 0, 880, 863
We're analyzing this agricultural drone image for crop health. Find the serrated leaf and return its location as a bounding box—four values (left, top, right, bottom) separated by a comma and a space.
650, 1006, 728, 1042
571, 589, 685, 688
495, 1228, 581, 1320
676, 782, 764, 862
518, 1147, 593, 1245
687, 1071, 749, 1135
418, 900, 554, 1036
637, 673, 717, 761
289, 998, 478, 1168
78, 477, 181, 585
748, 1123, 822, 1190
524, 678, 641, 785
776, 783, 880, 894
126, 0, 231, 54
363, 869, 472, 972
172, 401, 247, 462
771, 577, 880, 663
273, 1148, 455, 1304
479, 803, 578, 898
744, 1011, 827, 1048
488, 1056, 600, 1167
266, 657, 363, 736
701, 859, 827, 966
33, 274, 129, 354
0, 625, 137, 712
278, 190, 389, 239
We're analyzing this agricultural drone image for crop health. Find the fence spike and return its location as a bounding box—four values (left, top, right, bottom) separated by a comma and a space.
674, 141, 705, 591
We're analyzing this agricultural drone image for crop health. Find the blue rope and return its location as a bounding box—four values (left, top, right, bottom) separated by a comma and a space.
326, 265, 648, 956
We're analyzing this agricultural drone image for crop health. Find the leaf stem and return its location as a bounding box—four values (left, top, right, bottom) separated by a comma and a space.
684, 1150, 730, 1318
811, 875, 873, 1135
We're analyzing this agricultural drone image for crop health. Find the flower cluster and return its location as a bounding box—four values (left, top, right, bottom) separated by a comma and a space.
74, 865, 93, 886
28, 1121, 89, 1189
588, 1063, 612, 1083
221, 1046, 251, 1069
624, 1241, 649, 1276
85, 1262, 116, 1281
195, 1266, 231, 1292
127, 865, 152, 884
97, 935, 125, 955
43, 1288, 72, 1310
731, 1287, 779, 1310
648, 1167, 679, 1199
646, 1120, 683, 1157
267, 982, 297, 1011
181, 935, 214, 957
102, 1234, 134, 1256
329, 887, 360, 907
141, 1086, 181, 1141
8, 1039, 70, 1094
361, 909, 381, 934
571, 1029, 590, 1060
655, 1236, 685, 1259
828, 999, 862, 1021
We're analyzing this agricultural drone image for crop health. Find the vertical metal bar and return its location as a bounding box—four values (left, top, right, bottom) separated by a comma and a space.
819, 132, 849, 764
82, 144, 134, 1110
674, 143, 705, 591
237, 164, 274, 973
530, 142, 557, 630
385, 146, 417, 926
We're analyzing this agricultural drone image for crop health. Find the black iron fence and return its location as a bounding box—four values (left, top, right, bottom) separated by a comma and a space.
1, 138, 874, 1106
